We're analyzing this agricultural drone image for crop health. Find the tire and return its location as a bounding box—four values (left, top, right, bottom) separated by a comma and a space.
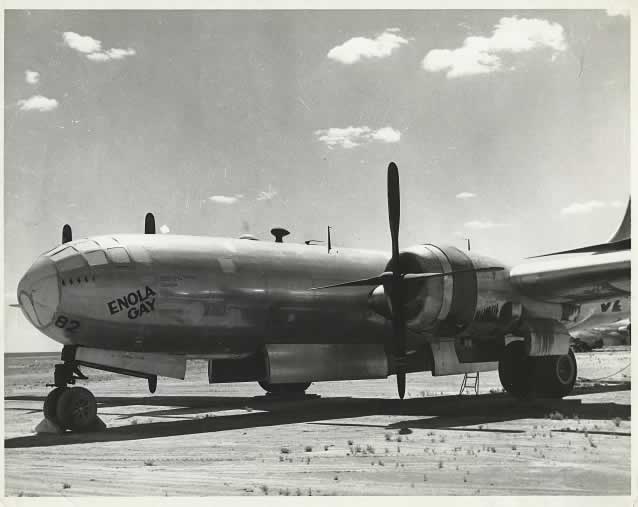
258, 381, 311, 395
43, 387, 68, 422
56, 386, 98, 432
533, 349, 577, 398
498, 341, 533, 399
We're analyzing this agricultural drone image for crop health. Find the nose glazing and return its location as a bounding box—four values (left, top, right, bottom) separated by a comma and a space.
17, 256, 60, 328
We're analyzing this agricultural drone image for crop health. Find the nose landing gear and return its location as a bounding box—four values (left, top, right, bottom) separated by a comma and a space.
38, 347, 103, 434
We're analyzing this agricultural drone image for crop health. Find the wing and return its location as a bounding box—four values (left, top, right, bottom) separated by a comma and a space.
511, 200, 630, 304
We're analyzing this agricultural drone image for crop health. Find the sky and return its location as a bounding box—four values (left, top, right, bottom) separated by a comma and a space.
4, 9, 630, 352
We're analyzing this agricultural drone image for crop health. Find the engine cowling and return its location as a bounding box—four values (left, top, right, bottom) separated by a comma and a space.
370, 244, 521, 338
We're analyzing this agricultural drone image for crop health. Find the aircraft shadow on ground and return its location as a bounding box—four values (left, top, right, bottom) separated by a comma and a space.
4, 381, 630, 449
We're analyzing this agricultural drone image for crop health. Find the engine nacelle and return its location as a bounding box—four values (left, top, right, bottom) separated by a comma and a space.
376, 244, 521, 338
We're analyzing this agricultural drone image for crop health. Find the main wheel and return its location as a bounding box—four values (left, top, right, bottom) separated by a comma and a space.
498, 340, 533, 399
56, 386, 98, 432
43, 387, 68, 422
533, 349, 577, 398
258, 381, 311, 395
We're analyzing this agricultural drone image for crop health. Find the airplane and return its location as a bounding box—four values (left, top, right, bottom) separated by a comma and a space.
15, 162, 630, 432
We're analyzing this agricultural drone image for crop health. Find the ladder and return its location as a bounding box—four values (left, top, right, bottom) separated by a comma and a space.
459, 372, 480, 396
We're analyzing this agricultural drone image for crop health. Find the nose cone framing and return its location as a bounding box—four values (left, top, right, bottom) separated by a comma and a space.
17, 256, 60, 328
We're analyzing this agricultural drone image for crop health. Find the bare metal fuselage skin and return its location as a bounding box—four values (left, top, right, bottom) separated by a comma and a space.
18, 234, 630, 363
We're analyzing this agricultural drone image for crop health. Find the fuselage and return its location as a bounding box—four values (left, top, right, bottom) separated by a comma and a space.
17, 234, 630, 358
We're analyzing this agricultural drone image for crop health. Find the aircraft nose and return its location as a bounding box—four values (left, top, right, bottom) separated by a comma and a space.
17, 255, 60, 328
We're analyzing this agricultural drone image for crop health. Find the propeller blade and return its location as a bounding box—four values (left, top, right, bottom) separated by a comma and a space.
387, 162, 400, 263
310, 272, 394, 290
386, 162, 407, 399
145, 213, 156, 234
310, 276, 383, 290
62, 224, 72, 244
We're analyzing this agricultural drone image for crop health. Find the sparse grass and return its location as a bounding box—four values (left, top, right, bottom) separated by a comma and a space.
304, 445, 313, 452
278, 488, 290, 496
144, 459, 155, 466
548, 411, 565, 420
260, 485, 269, 495
366, 444, 375, 454
62, 483, 71, 489
355, 444, 362, 454
280, 447, 290, 454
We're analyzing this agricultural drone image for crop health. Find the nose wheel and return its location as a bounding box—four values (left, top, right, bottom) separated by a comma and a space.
40, 347, 102, 433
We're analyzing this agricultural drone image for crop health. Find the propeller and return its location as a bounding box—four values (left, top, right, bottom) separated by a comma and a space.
309, 161, 504, 400
145, 213, 156, 234
62, 224, 72, 244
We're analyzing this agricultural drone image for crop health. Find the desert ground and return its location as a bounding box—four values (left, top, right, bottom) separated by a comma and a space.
4, 348, 630, 496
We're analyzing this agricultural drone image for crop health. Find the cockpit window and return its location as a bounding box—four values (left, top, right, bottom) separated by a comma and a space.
85, 250, 109, 266
73, 240, 101, 252
50, 247, 76, 263
107, 247, 130, 264
49, 247, 87, 271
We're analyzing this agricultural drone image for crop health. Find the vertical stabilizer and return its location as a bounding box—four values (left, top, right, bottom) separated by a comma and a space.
609, 199, 630, 243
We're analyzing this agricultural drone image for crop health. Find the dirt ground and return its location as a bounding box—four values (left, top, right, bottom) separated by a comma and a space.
4, 348, 631, 496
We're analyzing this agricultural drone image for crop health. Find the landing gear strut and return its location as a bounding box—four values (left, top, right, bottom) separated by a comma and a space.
41, 346, 100, 432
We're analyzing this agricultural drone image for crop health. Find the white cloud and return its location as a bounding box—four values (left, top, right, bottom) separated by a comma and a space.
456, 192, 476, 199
315, 125, 401, 149
63, 31, 135, 62
17, 95, 59, 112
370, 126, 401, 143
86, 52, 111, 62
464, 220, 507, 230
88, 47, 136, 62
561, 200, 623, 215
606, 7, 629, 17
25, 70, 39, 84
422, 16, 567, 78
327, 29, 408, 64
257, 185, 277, 201
63, 31, 102, 54
208, 195, 240, 205
159, 224, 170, 234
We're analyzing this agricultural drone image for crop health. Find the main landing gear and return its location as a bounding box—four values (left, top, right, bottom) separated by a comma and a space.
41, 349, 100, 433
498, 340, 577, 399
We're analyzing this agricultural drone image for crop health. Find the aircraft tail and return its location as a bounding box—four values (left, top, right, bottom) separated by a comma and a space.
609, 198, 630, 243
